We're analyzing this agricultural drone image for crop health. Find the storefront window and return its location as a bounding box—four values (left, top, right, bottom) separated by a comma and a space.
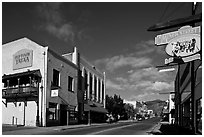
49, 102, 58, 120
69, 110, 78, 121
196, 98, 202, 133
195, 65, 202, 86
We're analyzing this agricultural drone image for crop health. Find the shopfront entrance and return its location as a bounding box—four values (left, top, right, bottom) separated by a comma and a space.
60, 104, 68, 125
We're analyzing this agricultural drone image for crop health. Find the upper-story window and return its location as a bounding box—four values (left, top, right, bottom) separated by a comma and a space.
94, 76, 97, 100
98, 79, 101, 102
102, 82, 104, 101
78, 70, 82, 90
53, 69, 60, 87
89, 73, 92, 94
84, 70, 88, 91
68, 76, 74, 92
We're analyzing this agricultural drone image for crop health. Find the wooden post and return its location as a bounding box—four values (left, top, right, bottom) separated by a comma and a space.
191, 61, 195, 133
88, 110, 91, 125
36, 101, 40, 126
12, 116, 14, 125
191, 2, 196, 134
67, 110, 69, 125
23, 101, 26, 126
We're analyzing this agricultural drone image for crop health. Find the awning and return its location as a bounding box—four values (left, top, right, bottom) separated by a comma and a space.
84, 104, 108, 114
147, 13, 202, 31
2, 69, 42, 82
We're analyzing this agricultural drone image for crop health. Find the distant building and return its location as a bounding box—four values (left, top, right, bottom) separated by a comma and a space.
169, 94, 175, 124
124, 100, 136, 109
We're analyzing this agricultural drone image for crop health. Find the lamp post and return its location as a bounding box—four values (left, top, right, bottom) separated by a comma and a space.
40, 85, 43, 127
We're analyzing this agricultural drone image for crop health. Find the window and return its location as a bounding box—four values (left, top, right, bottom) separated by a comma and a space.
53, 69, 60, 87
98, 80, 101, 102
196, 98, 202, 133
68, 76, 74, 92
102, 82, 104, 102
94, 76, 97, 100
195, 65, 202, 86
84, 71, 88, 91
48, 102, 58, 120
78, 70, 82, 90
84, 70, 88, 100
69, 110, 78, 121
89, 73, 92, 99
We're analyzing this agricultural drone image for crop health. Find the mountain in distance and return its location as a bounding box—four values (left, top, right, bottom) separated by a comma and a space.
145, 99, 166, 115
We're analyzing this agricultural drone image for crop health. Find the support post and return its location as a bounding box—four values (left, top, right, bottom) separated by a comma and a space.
36, 101, 40, 126
67, 110, 69, 125
40, 85, 43, 127
88, 110, 91, 125
190, 2, 196, 134
12, 116, 14, 125
23, 101, 26, 126
191, 61, 195, 133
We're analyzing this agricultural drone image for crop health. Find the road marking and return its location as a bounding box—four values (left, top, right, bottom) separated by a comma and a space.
89, 123, 142, 135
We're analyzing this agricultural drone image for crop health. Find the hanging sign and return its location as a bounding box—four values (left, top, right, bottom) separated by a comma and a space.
155, 26, 201, 63
155, 26, 200, 45
165, 34, 200, 57
51, 89, 58, 97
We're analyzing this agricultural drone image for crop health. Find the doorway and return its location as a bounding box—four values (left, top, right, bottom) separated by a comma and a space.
60, 104, 68, 125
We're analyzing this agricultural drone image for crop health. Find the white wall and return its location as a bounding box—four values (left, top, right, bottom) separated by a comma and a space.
2, 38, 47, 126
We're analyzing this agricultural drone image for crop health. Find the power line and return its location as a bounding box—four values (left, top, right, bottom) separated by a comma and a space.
163, 3, 186, 21
159, 2, 171, 22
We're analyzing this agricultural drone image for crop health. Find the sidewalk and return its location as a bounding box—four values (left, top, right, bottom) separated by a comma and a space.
149, 121, 195, 135
2, 119, 136, 135
2, 123, 104, 135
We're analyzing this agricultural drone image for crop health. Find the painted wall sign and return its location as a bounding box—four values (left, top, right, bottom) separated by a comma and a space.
13, 49, 33, 70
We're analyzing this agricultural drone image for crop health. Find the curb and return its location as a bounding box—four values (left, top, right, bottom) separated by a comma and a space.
148, 122, 162, 135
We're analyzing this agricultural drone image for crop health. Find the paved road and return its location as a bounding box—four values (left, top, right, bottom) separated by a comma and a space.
37, 117, 161, 135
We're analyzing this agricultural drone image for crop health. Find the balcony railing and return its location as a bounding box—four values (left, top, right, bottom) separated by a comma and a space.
2, 85, 38, 99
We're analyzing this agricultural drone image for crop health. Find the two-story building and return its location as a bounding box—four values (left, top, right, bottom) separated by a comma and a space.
63, 48, 107, 124
2, 37, 107, 127
2, 38, 78, 127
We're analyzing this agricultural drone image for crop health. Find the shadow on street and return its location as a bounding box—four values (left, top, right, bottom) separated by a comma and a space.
150, 124, 195, 135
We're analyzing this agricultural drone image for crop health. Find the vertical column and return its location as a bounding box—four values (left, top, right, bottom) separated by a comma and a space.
96, 77, 99, 102
98, 79, 101, 103
87, 72, 90, 100
191, 61, 195, 133
92, 74, 95, 101
100, 80, 103, 103
103, 72, 106, 108
67, 110, 69, 125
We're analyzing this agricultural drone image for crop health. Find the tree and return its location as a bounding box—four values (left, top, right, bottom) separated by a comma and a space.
105, 94, 125, 119
124, 103, 135, 119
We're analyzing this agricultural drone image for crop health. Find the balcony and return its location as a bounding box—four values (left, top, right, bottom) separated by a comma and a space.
2, 69, 41, 102
2, 85, 39, 102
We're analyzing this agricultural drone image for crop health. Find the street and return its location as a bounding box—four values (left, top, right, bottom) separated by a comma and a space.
37, 117, 161, 135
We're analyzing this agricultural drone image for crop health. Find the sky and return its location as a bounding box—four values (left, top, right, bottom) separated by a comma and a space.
2, 2, 195, 102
